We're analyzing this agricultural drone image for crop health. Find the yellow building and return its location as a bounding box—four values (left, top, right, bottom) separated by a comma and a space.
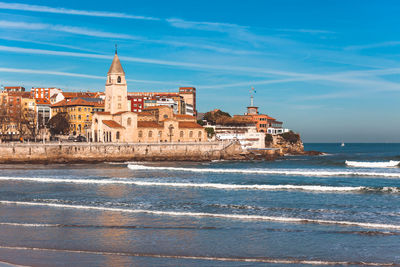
52, 98, 104, 135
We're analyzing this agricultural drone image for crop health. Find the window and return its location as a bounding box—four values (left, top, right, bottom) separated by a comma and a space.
138, 130, 143, 138
134, 99, 137, 102
189, 131, 193, 138
109, 76, 111, 83
198, 131, 202, 137
163, 114, 168, 119
118, 96, 121, 101
180, 131, 184, 138
118, 103, 121, 109
117, 76, 121, 83
78, 108, 81, 112
158, 131, 162, 138
148, 131, 153, 138
116, 131, 120, 140
78, 115, 81, 120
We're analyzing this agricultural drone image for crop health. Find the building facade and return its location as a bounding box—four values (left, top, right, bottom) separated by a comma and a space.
91, 51, 206, 143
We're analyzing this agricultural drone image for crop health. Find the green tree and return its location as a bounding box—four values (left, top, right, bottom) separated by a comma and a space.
47, 112, 70, 135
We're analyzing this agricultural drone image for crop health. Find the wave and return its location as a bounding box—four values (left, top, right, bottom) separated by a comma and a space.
346, 160, 400, 168
0, 176, 398, 193
1, 200, 400, 230
0, 245, 396, 266
128, 164, 400, 178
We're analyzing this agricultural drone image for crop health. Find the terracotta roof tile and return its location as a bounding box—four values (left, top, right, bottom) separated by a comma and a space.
178, 122, 204, 129
102, 120, 124, 129
174, 114, 195, 119
96, 111, 111, 115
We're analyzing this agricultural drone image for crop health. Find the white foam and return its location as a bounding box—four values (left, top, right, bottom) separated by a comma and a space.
346, 160, 400, 168
1, 200, 400, 230
128, 164, 400, 178
0, 222, 58, 227
0, 245, 395, 265
0, 176, 396, 193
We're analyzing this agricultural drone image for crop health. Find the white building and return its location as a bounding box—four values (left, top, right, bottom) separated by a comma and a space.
211, 125, 265, 149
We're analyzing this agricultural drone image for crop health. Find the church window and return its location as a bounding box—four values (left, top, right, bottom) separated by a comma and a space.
109, 76, 111, 83
189, 131, 193, 138
180, 131, 184, 138
138, 131, 143, 138
117, 76, 121, 83
116, 131, 120, 140
148, 131, 153, 138
158, 131, 162, 138
198, 131, 202, 137
127, 118, 132, 126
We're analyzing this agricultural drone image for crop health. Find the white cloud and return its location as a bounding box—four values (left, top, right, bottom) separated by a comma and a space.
0, 67, 185, 85
276, 28, 335, 34
0, 21, 139, 40
0, 2, 159, 20
345, 41, 400, 51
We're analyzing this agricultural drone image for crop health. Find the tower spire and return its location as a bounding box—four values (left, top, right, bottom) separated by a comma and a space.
115, 44, 117, 54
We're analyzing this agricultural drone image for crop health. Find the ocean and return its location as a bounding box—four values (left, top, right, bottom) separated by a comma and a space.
0, 143, 399, 266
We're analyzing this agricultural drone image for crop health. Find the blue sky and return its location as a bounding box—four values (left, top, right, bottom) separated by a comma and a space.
0, 0, 399, 142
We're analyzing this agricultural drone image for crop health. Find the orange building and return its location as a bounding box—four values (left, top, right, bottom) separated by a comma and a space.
234, 106, 283, 133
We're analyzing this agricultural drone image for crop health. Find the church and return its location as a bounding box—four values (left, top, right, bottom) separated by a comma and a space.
90, 50, 206, 143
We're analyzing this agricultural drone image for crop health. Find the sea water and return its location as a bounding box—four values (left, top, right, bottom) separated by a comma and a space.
0, 143, 399, 266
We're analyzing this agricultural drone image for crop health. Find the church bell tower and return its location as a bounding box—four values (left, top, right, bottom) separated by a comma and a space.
105, 47, 128, 114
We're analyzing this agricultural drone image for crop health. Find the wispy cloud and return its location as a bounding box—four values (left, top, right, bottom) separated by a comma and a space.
0, 45, 311, 77
0, 2, 159, 20
276, 28, 335, 34
345, 41, 400, 51
0, 21, 139, 40
166, 18, 246, 32
0, 67, 185, 85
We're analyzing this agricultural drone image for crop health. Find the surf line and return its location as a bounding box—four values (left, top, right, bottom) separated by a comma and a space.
1, 201, 400, 230
0, 246, 397, 266
128, 164, 400, 178
0, 177, 391, 193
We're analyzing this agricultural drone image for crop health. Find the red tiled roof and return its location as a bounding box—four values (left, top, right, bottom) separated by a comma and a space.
96, 111, 111, 115
102, 120, 124, 129
178, 122, 203, 129
137, 121, 163, 128
174, 114, 195, 119
51, 99, 67, 107
62, 92, 97, 98
66, 98, 93, 106
35, 98, 51, 105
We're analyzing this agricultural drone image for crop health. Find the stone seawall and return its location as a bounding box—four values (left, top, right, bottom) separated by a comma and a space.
0, 141, 248, 163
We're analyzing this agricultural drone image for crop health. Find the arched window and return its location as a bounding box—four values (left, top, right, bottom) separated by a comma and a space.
180, 131, 184, 138
117, 76, 121, 83
95, 119, 98, 124
138, 130, 143, 138
127, 118, 132, 126
163, 114, 168, 119
158, 131, 162, 138
189, 131, 193, 138
109, 76, 111, 83
148, 131, 153, 138
116, 131, 120, 140
198, 131, 202, 137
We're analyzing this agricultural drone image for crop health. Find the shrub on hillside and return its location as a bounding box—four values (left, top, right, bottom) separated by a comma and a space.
280, 131, 300, 143
203, 109, 231, 124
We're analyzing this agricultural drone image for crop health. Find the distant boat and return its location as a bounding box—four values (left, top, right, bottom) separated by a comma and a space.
341, 142, 345, 147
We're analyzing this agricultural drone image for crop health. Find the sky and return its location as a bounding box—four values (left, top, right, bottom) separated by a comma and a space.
0, 0, 399, 142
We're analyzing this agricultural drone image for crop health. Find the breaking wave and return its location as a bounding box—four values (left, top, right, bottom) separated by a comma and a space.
1, 200, 400, 230
0, 176, 398, 193
346, 160, 400, 168
128, 164, 400, 178
0, 245, 396, 266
